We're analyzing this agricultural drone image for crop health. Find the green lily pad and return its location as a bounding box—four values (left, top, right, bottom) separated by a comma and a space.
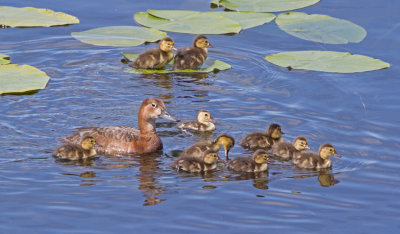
0, 54, 10, 65
71, 26, 168, 47
210, 0, 320, 13
134, 10, 241, 34
0, 64, 50, 94
276, 12, 367, 44
208, 11, 275, 30
122, 53, 231, 74
0, 6, 79, 27
265, 51, 390, 73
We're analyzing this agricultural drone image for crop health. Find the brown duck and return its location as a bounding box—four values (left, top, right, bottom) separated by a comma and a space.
240, 123, 284, 150
270, 136, 311, 160
293, 143, 342, 169
130, 37, 176, 69
227, 149, 270, 173
171, 150, 220, 172
177, 110, 217, 132
173, 35, 214, 70
64, 97, 178, 155
53, 136, 98, 160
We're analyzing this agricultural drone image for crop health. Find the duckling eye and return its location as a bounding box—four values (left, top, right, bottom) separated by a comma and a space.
204, 113, 208, 116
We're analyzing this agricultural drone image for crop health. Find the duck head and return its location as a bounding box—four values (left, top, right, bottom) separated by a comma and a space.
193, 35, 215, 49
197, 110, 217, 124
203, 150, 220, 165
159, 37, 177, 52
293, 136, 311, 151
253, 149, 269, 164
214, 134, 235, 161
138, 98, 179, 132
319, 143, 341, 160
267, 123, 283, 139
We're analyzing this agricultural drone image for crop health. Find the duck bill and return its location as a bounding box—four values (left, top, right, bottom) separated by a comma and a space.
172, 46, 178, 51
95, 142, 103, 147
161, 109, 179, 122
224, 148, 230, 161
305, 145, 312, 150
333, 152, 342, 158
207, 44, 215, 48
209, 117, 218, 123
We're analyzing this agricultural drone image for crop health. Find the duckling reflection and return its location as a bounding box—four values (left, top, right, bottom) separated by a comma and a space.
241, 123, 284, 150
318, 170, 340, 187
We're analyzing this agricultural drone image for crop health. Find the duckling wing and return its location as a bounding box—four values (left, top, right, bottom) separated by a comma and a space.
240, 132, 271, 150
293, 152, 319, 168
65, 126, 140, 144
180, 140, 214, 158
53, 144, 83, 160
173, 48, 207, 70
177, 121, 201, 131
228, 157, 254, 172
271, 142, 296, 160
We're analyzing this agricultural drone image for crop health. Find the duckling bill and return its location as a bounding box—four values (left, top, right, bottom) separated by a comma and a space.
130, 37, 176, 69
173, 35, 214, 71
53, 136, 98, 160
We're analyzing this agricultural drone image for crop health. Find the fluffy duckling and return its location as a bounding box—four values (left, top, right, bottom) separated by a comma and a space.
227, 150, 269, 173
293, 143, 342, 169
171, 150, 220, 172
270, 136, 311, 160
173, 35, 214, 70
177, 110, 217, 132
180, 134, 235, 161
240, 123, 284, 150
130, 37, 176, 69
53, 136, 97, 160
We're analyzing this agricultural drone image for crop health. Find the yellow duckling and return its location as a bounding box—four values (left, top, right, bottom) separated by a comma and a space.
270, 136, 311, 160
53, 136, 98, 160
130, 37, 176, 69
173, 35, 214, 70
171, 150, 220, 172
240, 123, 284, 150
292, 143, 342, 169
177, 110, 217, 132
227, 149, 269, 173
180, 134, 235, 161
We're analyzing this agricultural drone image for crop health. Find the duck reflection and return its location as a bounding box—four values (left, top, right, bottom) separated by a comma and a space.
292, 168, 340, 187
228, 171, 269, 190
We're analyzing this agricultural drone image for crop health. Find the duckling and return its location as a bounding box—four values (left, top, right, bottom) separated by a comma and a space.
270, 136, 311, 160
130, 37, 176, 69
240, 123, 284, 150
53, 136, 97, 160
173, 35, 214, 70
177, 110, 217, 132
171, 150, 220, 172
227, 149, 269, 173
293, 143, 342, 169
180, 134, 235, 161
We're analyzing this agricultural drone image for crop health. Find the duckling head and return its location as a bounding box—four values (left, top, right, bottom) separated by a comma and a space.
319, 143, 341, 160
293, 136, 311, 151
267, 123, 283, 139
193, 35, 215, 49
203, 150, 219, 164
197, 110, 217, 124
159, 37, 177, 52
215, 134, 235, 161
140, 97, 179, 124
253, 149, 269, 164
81, 136, 97, 150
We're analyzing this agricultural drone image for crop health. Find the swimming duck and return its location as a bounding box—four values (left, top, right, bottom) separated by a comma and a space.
130, 37, 176, 69
180, 134, 235, 161
171, 150, 220, 172
227, 149, 269, 173
53, 136, 97, 160
64, 97, 178, 155
240, 123, 284, 150
177, 110, 217, 132
292, 143, 342, 169
173, 35, 214, 71
270, 136, 311, 160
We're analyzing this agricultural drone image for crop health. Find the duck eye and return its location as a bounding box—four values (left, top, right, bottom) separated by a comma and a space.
151, 103, 157, 108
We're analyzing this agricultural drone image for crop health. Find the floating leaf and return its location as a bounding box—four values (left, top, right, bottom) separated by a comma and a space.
265, 51, 390, 73
208, 11, 275, 29
0, 6, 79, 27
71, 26, 168, 47
0, 64, 50, 94
122, 53, 231, 74
276, 12, 367, 44
0, 54, 10, 65
210, 0, 320, 13
134, 10, 241, 34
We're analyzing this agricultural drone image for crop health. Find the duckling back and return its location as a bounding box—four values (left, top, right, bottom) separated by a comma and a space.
173, 47, 207, 70
131, 48, 174, 69
292, 151, 326, 169
270, 142, 297, 160
53, 144, 95, 160
177, 121, 215, 131
240, 132, 272, 150
171, 156, 217, 172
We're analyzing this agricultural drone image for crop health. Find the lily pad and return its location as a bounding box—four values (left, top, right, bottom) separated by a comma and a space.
0, 54, 10, 65
210, 0, 320, 13
71, 26, 168, 47
122, 53, 231, 74
276, 12, 367, 44
0, 64, 50, 94
208, 11, 275, 30
134, 10, 241, 34
264, 51, 390, 73
0, 6, 79, 27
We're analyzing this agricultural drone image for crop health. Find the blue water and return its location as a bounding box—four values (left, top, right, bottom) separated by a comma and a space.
1, 0, 400, 233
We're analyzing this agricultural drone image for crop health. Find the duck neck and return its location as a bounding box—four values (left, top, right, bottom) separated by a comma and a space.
138, 117, 157, 135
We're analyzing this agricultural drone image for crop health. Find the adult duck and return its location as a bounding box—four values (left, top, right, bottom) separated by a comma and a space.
292, 143, 341, 169
173, 35, 214, 70
130, 37, 176, 69
240, 123, 284, 150
64, 97, 178, 155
